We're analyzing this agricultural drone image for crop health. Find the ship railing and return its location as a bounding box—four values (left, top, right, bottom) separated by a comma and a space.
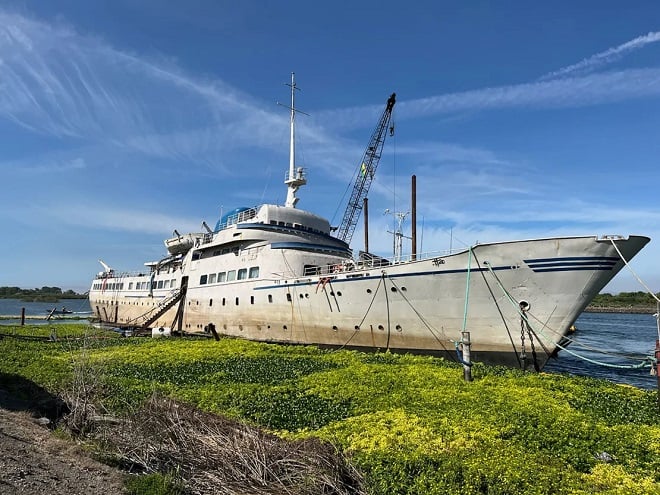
302, 248, 463, 277
224, 207, 259, 228
95, 270, 151, 280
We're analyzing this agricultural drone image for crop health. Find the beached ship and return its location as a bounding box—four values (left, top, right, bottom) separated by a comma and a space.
88, 75, 649, 369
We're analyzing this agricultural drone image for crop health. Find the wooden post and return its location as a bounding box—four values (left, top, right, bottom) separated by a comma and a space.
462, 331, 473, 382
20, 307, 25, 326
46, 307, 56, 321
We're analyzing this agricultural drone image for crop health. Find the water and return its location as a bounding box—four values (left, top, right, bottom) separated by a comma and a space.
0, 298, 91, 325
0, 299, 657, 389
544, 312, 659, 390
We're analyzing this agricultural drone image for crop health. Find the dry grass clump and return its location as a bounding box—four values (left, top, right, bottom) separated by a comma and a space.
103, 395, 364, 495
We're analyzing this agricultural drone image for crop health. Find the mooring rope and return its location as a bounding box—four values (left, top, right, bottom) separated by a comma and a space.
461, 247, 472, 334
385, 276, 456, 359
609, 238, 660, 342
483, 262, 657, 370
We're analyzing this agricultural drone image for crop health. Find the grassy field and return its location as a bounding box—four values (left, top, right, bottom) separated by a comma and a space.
1, 324, 659, 494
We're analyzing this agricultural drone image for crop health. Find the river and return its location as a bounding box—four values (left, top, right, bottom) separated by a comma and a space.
0, 299, 657, 389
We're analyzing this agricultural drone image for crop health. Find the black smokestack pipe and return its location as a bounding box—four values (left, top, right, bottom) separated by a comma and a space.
363, 197, 369, 253
411, 175, 417, 260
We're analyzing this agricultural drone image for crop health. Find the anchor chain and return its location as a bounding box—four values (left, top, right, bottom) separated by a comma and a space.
519, 301, 540, 371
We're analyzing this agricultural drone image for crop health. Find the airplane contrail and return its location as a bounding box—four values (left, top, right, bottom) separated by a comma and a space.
541, 30, 660, 80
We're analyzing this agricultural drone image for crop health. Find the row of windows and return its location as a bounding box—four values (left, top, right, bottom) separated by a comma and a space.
92, 279, 178, 291
199, 266, 260, 285
129, 279, 178, 290
268, 219, 325, 235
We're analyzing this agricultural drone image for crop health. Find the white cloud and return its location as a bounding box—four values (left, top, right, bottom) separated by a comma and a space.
541, 31, 660, 81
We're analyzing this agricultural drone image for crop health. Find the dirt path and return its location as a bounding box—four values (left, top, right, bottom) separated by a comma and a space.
0, 390, 126, 494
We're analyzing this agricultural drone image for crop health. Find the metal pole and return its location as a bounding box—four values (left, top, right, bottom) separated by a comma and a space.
462, 331, 473, 382
363, 197, 369, 254
20, 307, 25, 326
411, 175, 417, 260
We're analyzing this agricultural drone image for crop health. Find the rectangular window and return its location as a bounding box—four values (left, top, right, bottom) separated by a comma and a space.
171, 279, 177, 288
208, 273, 217, 284
249, 266, 260, 278
200, 274, 208, 285
164, 280, 170, 289
128, 282, 133, 290
237, 268, 248, 280
157, 280, 164, 289
250, 296, 254, 304
268, 294, 273, 303
218, 272, 226, 282
227, 270, 236, 281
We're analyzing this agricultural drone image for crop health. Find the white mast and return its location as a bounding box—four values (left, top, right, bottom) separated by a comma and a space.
283, 72, 307, 208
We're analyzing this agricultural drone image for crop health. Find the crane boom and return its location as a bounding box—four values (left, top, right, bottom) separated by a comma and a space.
335, 92, 396, 244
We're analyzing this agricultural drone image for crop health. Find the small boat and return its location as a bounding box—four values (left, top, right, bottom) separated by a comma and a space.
46, 308, 74, 315
87, 74, 650, 370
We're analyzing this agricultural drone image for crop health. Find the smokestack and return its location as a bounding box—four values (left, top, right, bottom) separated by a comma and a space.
411, 175, 417, 260
363, 197, 369, 253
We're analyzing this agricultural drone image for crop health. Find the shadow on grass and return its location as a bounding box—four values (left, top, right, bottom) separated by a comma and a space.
0, 372, 69, 422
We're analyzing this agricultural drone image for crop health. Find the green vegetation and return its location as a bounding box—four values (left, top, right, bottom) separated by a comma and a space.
589, 291, 660, 310
0, 286, 87, 302
1, 324, 659, 494
125, 473, 184, 495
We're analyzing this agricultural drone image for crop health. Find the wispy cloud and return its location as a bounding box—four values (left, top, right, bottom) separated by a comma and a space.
315, 68, 660, 132
541, 31, 660, 81
3, 8, 660, 173
36, 203, 202, 235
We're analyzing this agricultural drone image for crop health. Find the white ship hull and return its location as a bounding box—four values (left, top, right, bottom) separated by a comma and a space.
89, 228, 649, 369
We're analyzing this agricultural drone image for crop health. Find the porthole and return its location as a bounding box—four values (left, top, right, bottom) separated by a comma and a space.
401, 286, 407, 291
390, 287, 397, 292
337, 291, 342, 296
366, 289, 372, 294
519, 300, 531, 311
332, 325, 338, 331
395, 324, 402, 332
378, 324, 384, 330
283, 325, 288, 330
354, 325, 360, 330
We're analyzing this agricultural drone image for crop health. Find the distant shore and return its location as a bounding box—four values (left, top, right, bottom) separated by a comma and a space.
585, 306, 657, 314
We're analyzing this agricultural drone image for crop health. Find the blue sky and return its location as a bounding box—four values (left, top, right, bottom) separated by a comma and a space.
1, 1, 660, 294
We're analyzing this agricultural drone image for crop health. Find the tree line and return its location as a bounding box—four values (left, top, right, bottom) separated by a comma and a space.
590, 291, 660, 308
0, 286, 87, 302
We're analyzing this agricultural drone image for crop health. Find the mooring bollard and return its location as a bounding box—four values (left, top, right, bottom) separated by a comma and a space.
462, 331, 473, 382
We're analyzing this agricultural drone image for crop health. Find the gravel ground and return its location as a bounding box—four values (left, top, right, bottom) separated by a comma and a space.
0, 389, 126, 495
